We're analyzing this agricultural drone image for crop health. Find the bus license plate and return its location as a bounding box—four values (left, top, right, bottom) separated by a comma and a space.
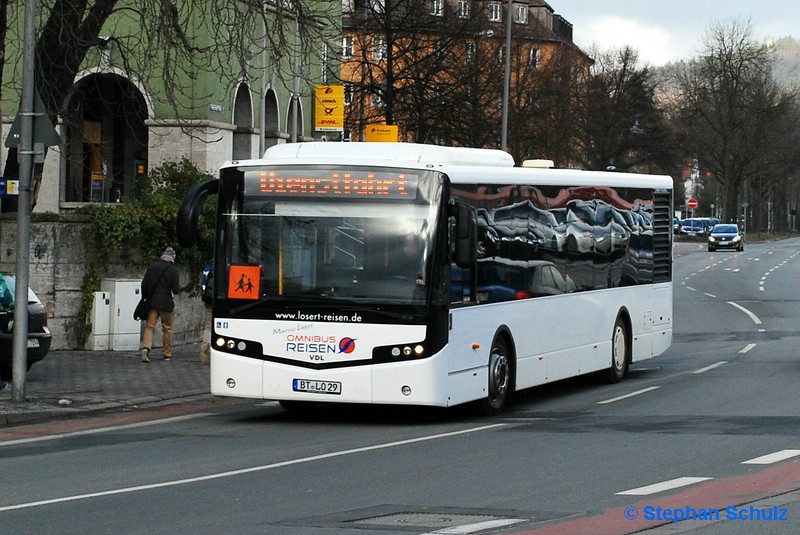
292, 379, 341, 395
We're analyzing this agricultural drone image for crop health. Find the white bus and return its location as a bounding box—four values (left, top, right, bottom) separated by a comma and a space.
177, 142, 673, 414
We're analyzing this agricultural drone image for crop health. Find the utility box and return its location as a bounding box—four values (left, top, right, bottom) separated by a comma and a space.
86, 291, 111, 351
101, 278, 142, 351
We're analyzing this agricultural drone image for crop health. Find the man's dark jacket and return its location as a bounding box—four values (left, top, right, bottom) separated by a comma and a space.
141, 259, 181, 312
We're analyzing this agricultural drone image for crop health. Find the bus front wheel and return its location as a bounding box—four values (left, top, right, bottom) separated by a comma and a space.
606, 316, 630, 384
480, 337, 512, 416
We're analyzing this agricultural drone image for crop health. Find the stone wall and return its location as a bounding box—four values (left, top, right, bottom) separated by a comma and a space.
0, 213, 203, 351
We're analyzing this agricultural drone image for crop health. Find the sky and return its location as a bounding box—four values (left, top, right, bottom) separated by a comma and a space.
552, 1, 800, 66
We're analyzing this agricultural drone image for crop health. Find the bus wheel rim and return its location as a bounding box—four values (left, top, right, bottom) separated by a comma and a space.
612, 325, 626, 372
489, 351, 509, 398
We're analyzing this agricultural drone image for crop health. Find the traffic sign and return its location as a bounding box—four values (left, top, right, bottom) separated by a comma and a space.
687, 198, 698, 209
4, 87, 61, 150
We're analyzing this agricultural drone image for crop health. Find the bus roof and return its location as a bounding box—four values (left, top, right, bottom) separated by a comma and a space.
229, 142, 672, 190
262, 142, 516, 167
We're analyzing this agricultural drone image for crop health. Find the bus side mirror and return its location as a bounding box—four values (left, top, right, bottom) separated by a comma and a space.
451, 202, 476, 268
177, 179, 219, 247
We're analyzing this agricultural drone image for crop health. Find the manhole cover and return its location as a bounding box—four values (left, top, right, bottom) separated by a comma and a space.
353, 512, 508, 529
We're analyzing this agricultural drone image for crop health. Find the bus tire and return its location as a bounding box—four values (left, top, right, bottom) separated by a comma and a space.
606, 315, 630, 384
480, 337, 512, 416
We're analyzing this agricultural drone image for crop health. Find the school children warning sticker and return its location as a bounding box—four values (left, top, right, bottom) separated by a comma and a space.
228, 265, 261, 299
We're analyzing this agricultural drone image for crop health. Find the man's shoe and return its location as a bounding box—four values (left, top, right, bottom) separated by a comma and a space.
163, 356, 172, 361
141, 348, 150, 363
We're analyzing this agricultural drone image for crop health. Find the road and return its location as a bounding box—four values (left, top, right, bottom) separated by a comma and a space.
2, 238, 800, 534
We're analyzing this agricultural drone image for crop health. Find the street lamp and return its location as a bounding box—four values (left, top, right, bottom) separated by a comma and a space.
500, 0, 512, 152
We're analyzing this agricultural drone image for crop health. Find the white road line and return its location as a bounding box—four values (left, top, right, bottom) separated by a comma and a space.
727, 301, 763, 325
739, 343, 757, 354
692, 361, 727, 374
742, 450, 800, 465
0, 423, 505, 512
597, 386, 660, 405
0, 413, 211, 447
616, 477, 712, 496
421, 518, 526, 534
703, 292, 716, 298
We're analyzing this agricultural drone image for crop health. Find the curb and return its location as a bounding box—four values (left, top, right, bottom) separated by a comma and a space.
0, 389, 213, 428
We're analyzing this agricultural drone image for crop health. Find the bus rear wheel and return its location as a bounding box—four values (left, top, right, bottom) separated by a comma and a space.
605, 316, 630, 384
480, 338, 512, 416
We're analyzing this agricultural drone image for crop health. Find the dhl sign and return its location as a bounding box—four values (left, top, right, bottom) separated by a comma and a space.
314, 85, 344, 132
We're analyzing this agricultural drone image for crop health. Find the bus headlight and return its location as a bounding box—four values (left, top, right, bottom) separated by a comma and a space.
375, 341, 428, 361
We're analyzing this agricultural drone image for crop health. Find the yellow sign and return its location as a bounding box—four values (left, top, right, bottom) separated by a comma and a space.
314, 85, 344, 132
365, 124, 398, 142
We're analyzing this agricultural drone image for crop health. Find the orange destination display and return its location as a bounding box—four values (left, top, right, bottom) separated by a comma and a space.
245, 169, 418, 200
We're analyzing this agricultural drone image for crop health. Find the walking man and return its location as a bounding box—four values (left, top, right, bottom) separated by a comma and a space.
140, 247, 181, 362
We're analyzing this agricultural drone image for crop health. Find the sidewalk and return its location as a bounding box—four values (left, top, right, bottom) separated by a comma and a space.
0, 343, 212, 427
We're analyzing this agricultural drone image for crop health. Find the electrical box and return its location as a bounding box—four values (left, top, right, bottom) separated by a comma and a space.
86, 291, 111, 351
101, 278, 142, 351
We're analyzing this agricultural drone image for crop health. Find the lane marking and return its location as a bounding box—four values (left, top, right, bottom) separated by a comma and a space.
0, 413, 211, 447
692, 361, 727, 374
726, 301, 762, 325
0, 423, 505, 512
616, 477, 713, 496
739, 343, 757, 354
703, 292, 716, 298
421, 518, 526, 534
743, 450, 800, 465
597, 386, 660, 405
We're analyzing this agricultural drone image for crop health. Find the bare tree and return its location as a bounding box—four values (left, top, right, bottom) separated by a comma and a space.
341, 0, 496, 143
505, 42, 584, 166
672, 20, 800, 225
0, 0, 337, 208
570, 46, 679, 174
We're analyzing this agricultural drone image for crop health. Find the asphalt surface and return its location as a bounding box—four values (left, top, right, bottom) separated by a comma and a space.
0, 343, 211, 427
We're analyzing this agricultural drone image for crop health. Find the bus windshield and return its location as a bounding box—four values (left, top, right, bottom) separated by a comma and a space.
221, 166, 442, 306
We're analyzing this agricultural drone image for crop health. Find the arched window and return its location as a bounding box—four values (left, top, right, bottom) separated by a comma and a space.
233, 84, 253, 160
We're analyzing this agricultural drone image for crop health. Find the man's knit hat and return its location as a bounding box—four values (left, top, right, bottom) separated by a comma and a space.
162, 247, 176, 262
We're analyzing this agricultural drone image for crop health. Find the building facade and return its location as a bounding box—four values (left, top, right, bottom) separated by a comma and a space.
0, 1, 340, 215
340, 0, 588, 151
